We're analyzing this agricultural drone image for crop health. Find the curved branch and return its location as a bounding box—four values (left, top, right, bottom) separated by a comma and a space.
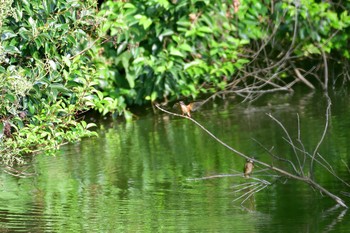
310, 94, 331, 176
155, 103, 348, 208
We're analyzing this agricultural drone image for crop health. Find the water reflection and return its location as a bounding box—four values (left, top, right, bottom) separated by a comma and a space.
0, 90, 350, 232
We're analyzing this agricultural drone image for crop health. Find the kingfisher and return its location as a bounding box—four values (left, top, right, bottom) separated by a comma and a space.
175, 101, 204, 117
244, 159, 254, 178
179, 101, 193, 117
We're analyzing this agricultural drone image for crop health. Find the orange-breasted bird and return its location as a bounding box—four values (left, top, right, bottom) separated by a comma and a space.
175, 101, 204, 117
179, 101, 193, 117
244, 159, 254, 178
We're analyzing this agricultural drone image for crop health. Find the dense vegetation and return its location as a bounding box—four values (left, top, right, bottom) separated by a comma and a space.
1, 0, 350, 166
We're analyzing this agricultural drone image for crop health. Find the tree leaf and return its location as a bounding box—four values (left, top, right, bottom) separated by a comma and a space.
170, 47, 185, 57
158, 29, 174, 41
49, 60, 57, 70
1, 31, 17, 41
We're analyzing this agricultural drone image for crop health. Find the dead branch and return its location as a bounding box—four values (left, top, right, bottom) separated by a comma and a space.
232, 182, 268, 205
291, 64, 315, 89
187, 174, 241, 181
310, 51, 331, 175
231, 176, 271, 206
267, 113, 304, 176
155, 103, 348, 208
273, 134, 350, 188
319, 45, 329, 91
341, 159, 350, 174
1, 165, 36, 178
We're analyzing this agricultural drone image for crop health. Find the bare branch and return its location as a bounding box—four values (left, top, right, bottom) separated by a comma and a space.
341, 159, 350, 174
319, 45, 329, 91
267, 113, 304, 176
252, 138, 300, 174
310, 95, 331, 176
155, 103, 348, 208
291, 63, 315, 89
239, 184, 268, 205
187, 174, 241, 181
282, 137, 350, 188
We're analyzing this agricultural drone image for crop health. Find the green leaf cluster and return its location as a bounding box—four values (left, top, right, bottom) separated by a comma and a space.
276, 0, 350, 57
95, 0, 350, 105
96, 0, 251, 104
0, 0, 106, 164
2, 0, 350, 165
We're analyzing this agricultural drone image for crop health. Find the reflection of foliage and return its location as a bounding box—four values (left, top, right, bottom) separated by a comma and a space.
1, 93, 349, 230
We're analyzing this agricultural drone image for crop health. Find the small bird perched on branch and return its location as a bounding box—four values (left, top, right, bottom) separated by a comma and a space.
176, 101, 204, 118
179, 101, 193, 117
244, 159, 254, 178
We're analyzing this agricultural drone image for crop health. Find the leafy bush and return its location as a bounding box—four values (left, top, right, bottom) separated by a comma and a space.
96, 0, 252, 104
274, 0, 350, 57
1, 0, 350, 166
96, 0, 350, 102
0, 0, 106, 164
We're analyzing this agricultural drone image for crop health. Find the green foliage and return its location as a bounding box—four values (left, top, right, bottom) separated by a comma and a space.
96, 0, 350, 104
2, 0, 350, 166
0, 0, 105, 164
275, 0, 350, 57
96, 0, 251, 104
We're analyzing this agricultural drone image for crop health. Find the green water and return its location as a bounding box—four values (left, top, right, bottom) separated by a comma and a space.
1, 90, 350, 232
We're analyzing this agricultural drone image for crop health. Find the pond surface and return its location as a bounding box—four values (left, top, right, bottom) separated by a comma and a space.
1, 89, 350, 232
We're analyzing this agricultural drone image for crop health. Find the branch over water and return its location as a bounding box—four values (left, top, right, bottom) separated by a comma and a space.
155, 103, 348, 208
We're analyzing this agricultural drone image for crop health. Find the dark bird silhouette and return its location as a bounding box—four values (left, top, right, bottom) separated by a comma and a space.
244, 159, 254, 178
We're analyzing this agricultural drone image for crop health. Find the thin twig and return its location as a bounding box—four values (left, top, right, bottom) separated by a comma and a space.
252, 138, 300, 174
282, 138, 350, 188
69, 37, 110, 60
187, 174, 241, 181
320, 45, 329, 91
341, 159, 350, 173
232, 183, 260, 193
232, 183, 263, 202
267, 113, 303, 176
310, 94, 331, 176
296, 113, 307, 170
240, 184, 267, 205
